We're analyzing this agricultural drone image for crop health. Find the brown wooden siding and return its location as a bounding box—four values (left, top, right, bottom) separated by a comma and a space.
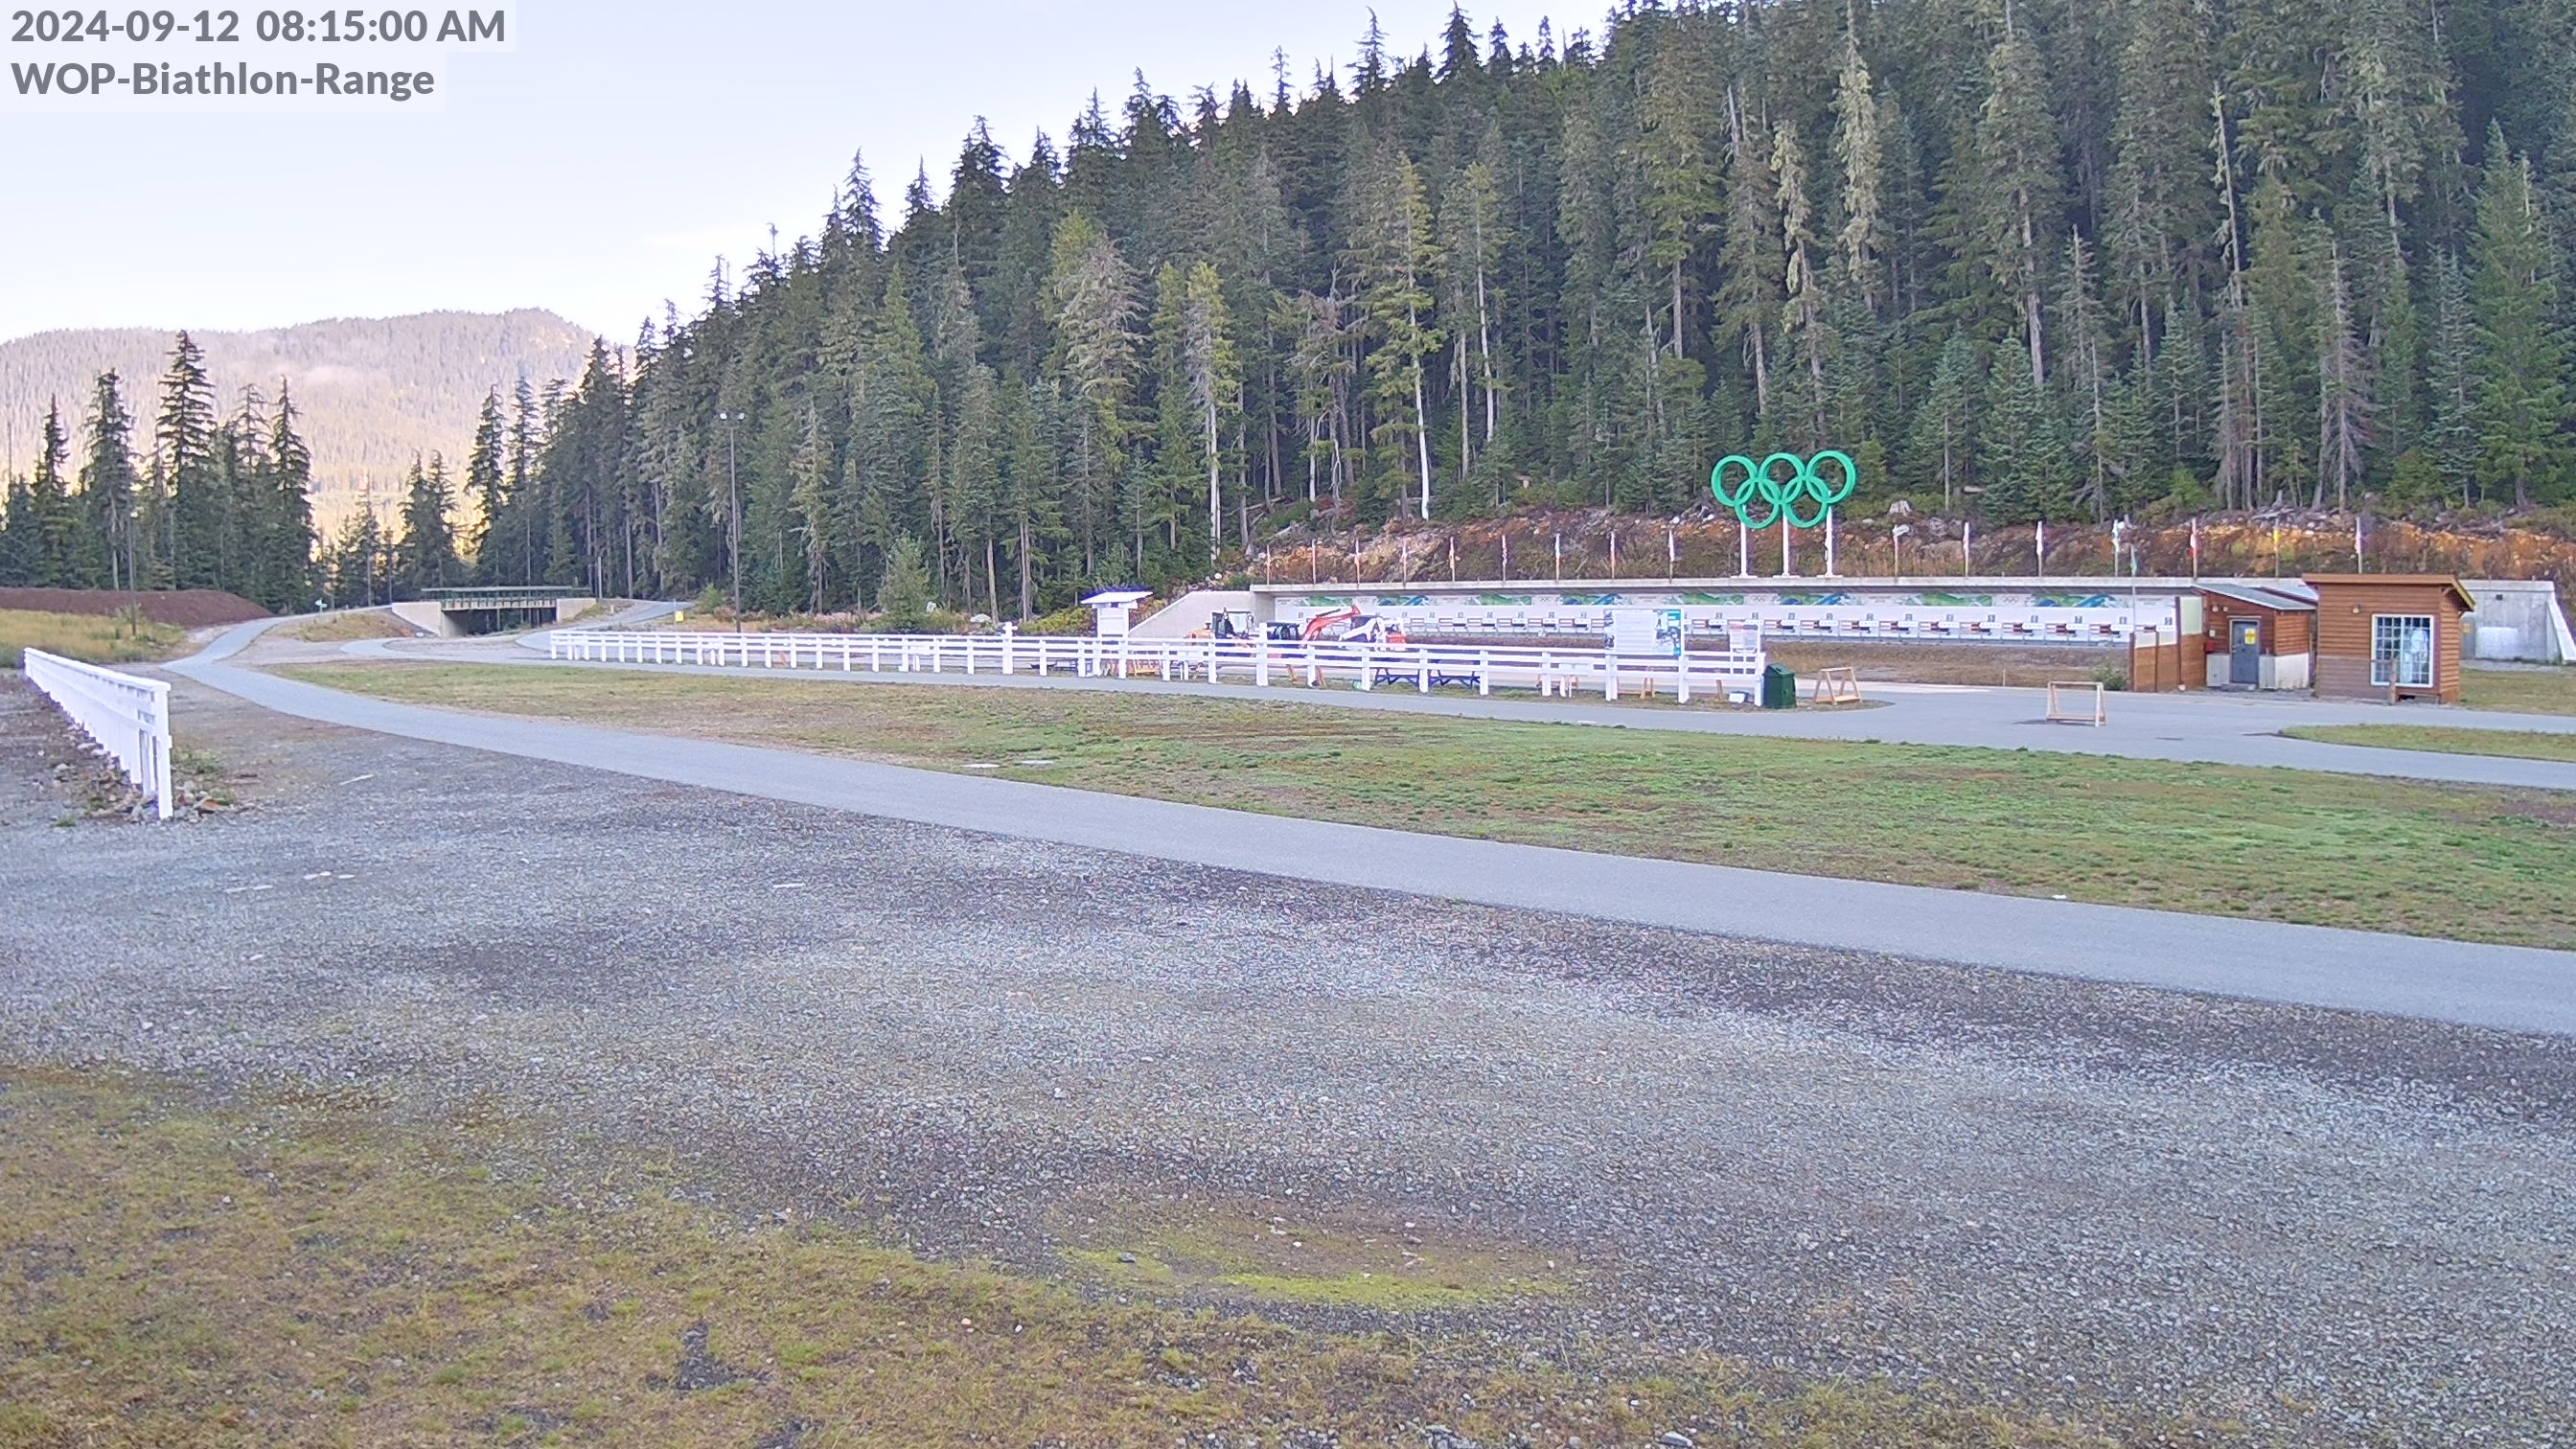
2196, 592, 2312, 684
2306, 580, 2468, 702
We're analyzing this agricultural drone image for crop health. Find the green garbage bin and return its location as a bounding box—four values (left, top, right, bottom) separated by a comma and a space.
1760, 663, 1797, 709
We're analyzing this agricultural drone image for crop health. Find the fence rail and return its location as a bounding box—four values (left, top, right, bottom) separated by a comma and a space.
22, 649, 172, 819
547, 629, 1771, 704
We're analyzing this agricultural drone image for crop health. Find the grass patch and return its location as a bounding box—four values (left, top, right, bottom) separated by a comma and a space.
0, 1066, 2175, 1447
0, 607, 187, 669
275, 663, 2576, 948
2463, 666, 2576, 717
1054, 1195, 1570, 1311
282, 610, 416, 643
2284, 724, 2576, 763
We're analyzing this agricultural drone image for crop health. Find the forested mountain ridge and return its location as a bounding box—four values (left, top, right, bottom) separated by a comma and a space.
491, 0, 2573, 619
15, 1, 2576, 622
0, 311, 590, 526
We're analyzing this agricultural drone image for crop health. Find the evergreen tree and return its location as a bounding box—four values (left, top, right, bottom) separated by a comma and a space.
156, 334, 221, 589
2425, 248, 2482, 502
1831, 26, 1890, 313
257, 387, 316, 610
789, 402, 833, 612
2469, 129, 2573, 507
78, 372, 138, 590
1349, 148, 1443, 517
876, 534, 932, 628
463, 390, 507, 580
28, 402, 78, 586
0, 472, 35, 586
1975, 11, 2064, 387
395, 453, 460, 596
1981, 353, 2074, 524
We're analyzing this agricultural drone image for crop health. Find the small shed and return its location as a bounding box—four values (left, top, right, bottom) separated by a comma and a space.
1081, 587, 1153, 639
2303, 574, 2477, 702
2198, 582, 2315, 690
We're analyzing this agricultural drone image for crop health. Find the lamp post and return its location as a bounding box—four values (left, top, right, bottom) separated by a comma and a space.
716, 409, 745, 633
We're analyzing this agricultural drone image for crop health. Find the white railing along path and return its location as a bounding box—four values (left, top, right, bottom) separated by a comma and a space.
547, 629, 1770, 704
21, 648, 173, 819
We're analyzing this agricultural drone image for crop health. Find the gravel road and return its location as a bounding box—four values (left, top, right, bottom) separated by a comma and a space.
3, 673, 2572, 1445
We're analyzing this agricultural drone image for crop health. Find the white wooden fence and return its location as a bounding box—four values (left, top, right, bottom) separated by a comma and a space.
21, 649, 173, 819
547, 629, 1770, 704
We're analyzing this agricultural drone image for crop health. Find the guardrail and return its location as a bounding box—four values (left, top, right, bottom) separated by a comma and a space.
546, 629, 1770, 704
21, 648, 173, 819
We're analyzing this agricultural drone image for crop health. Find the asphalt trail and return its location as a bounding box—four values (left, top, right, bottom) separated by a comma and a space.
172, 617, 2576, 1036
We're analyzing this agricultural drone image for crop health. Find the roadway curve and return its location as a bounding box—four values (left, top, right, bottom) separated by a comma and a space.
172, 616, 2576, 1037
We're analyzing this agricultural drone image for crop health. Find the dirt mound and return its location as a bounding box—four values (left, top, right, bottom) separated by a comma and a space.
0, 588, 268, 627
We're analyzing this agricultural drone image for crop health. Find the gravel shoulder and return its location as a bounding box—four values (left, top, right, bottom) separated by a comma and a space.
3, 672, 2572, 1444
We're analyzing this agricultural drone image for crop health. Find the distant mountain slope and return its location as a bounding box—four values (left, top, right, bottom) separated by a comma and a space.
0, 310, 594, 527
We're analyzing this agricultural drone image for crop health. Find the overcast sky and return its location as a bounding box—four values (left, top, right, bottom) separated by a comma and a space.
5, 0, 1556, 344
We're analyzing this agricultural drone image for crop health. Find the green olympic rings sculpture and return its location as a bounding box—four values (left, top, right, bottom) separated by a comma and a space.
1711, 449, 1858, 530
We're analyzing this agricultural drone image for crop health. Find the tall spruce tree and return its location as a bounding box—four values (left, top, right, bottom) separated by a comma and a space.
78, 372, 138, 590
156, 334, 221, 589
2469, 129, 2573, 507
395, 453, 461, 596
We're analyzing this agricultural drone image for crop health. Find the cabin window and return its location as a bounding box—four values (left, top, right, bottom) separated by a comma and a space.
2372, 614, 2434, 688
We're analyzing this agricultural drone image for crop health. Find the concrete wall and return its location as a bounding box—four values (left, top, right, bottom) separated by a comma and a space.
2206, 653, 2309, 690
388, 601, 462, 638
2461, 580, 2574, 663
554, 597, 599, 622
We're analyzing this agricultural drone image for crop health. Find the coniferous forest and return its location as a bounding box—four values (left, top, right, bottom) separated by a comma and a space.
9, 1, 2576, 617
0, 335, 320, 613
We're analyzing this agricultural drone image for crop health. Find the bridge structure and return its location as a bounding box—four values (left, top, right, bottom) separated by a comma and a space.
392, 587, 599, 637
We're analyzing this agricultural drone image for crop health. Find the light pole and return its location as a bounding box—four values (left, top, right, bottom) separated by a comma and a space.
716, 409, 745, 632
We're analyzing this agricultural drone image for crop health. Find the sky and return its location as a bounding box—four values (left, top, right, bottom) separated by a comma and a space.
3, 0, 1554, 345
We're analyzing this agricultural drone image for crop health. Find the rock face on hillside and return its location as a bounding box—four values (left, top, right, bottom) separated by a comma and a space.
0, 311, 593, 528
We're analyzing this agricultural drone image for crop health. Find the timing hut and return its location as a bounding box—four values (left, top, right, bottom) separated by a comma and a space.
2197, 582, 2315, 691
2304, 574, 2478, 703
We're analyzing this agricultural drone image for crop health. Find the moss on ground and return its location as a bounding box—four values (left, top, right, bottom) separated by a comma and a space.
1052, 1194, 1572, 1311
0, 1066, 2222, 1447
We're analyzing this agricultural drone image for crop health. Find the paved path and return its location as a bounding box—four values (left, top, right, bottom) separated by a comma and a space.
335, 619, 2576, 791
173, 618, 2576, 1036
